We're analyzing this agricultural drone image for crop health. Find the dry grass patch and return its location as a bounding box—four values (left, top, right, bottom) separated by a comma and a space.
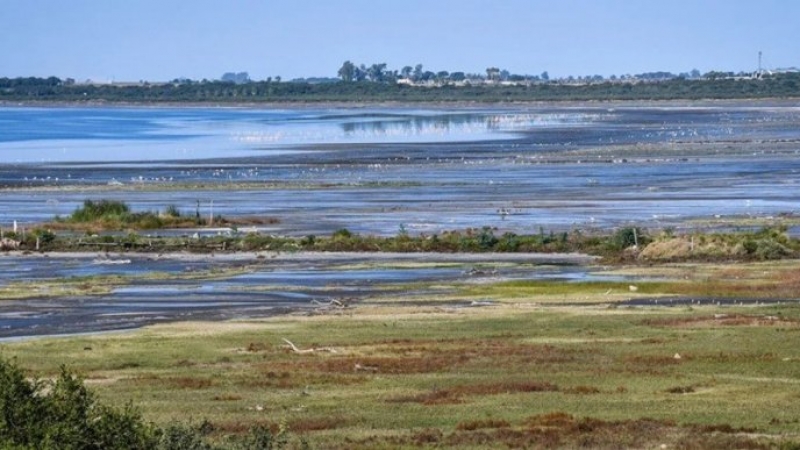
644, 314, 800, 328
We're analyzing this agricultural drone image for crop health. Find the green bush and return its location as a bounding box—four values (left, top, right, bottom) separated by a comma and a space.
155, 423, 214, 450
0, 358, 300, 450
164, 204, 182, 218
754, 239, 790, 260
70, 199, 130, 222
0, 358, 157, 450
611, 227, 648, 250
332, 228, 352, 239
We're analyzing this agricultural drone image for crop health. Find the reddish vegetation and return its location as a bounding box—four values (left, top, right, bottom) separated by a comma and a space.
387, 381, 559, 405
335, 413, 770, 450
238, 368, 367, 389
127, 374, 215, 389
456, 419, 511, 431
564, 385, 601, 395
289, 415, 348, 432
210, 420, 277, 435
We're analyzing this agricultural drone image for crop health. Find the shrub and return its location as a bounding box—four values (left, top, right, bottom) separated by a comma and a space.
164, 204, 182, 218
612, 227, 648, 250
234, 424, 287, 450
332, 228, 352, 239
155, 423, 214, 450
0, 358, 301, 450
477, 226, 499, 250
754, 239, 790, 260
0, 358, 157, 450
132, 212, 165, 230
32, 228, 56, 243
70, 199, 130, 222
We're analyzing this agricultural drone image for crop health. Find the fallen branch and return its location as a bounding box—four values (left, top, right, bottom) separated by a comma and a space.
282, 338, 338, 354
311, 298, 349, 308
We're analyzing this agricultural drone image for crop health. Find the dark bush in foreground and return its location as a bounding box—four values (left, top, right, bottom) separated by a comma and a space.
0, 358, 295, 450
0, 358, 156, 449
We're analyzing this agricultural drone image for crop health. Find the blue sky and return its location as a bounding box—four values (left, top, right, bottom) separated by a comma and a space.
1, 0, 797, 82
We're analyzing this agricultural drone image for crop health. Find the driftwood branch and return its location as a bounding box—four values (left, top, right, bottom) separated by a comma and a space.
282, 338, 338, 354
311, 298, 350, 308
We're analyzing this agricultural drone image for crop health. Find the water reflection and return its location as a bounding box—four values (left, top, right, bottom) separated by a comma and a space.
336, 112, 604, 139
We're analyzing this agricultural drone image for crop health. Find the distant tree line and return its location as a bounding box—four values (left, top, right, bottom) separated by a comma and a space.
336, 61, 551, 84
1, 72, 798, 103
333, 61, 774, 86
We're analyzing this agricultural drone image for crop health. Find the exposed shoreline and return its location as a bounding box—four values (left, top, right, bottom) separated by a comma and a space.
2, 97, 800, 109
0, 250, 599, 265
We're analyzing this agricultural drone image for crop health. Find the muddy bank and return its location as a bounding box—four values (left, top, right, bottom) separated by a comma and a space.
0, 251, 598, 339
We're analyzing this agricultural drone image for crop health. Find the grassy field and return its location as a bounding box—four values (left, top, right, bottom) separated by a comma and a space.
3, 261, 800, 449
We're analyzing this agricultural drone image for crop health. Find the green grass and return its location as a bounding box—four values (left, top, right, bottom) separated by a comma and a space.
3, 301, 800, 448
4, 259, 800, 447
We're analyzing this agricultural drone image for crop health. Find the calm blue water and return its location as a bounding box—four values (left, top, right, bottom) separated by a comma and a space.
2, 105, 799, 164
0, 107, 566, 163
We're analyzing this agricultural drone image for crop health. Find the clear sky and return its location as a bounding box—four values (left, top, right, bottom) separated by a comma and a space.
1, 0, 798, 82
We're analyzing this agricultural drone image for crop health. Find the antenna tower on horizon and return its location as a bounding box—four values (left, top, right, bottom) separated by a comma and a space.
758, 51, 762, 73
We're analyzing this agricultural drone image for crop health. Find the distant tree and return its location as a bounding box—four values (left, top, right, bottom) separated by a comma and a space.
540, 71, 549, 81
704, 71, 726, 80
401, 66, 413, 79
436, 71, 449, 82
486, 67, 500, 81
337, 60, 356, 82
356, 64, 368, 82
367, 63, 387, 82
413, 64, 424, 81
450, 71, 466, 82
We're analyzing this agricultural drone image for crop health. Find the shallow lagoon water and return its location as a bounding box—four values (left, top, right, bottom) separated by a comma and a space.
0, 252, 602, 338
2, 105, 800, 235
2, 104, 800, 337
